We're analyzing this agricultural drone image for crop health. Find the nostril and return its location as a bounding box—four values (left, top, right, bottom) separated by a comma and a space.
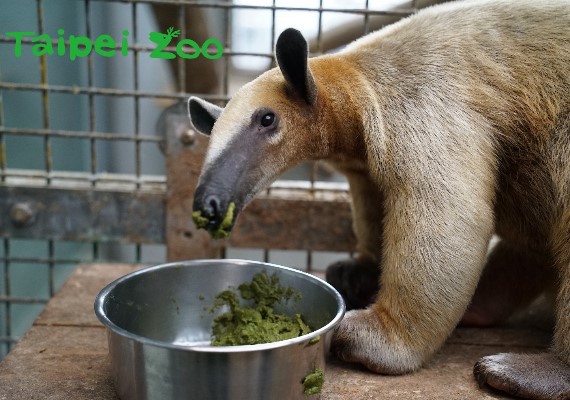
204, 195, 221, 220
209, 197, 218, 213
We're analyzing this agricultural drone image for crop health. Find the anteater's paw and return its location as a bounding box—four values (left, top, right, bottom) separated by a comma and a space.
331, 309, 423, 375
474, 352, 570, 400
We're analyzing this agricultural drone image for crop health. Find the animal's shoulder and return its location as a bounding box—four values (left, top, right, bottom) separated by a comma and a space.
343, 0, 570, 54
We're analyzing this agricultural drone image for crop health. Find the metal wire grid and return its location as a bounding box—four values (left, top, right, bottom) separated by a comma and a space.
0, 0, 418, 357
0, 0, 171, 356
0, 2, 167, 187
0, 0, 416, 185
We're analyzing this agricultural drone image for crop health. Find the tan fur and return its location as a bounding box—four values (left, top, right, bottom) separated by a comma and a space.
199, 0, 570, 389
313, 0, 569, 373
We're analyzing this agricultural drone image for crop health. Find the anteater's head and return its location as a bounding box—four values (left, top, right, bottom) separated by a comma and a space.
188, 28, 334, 238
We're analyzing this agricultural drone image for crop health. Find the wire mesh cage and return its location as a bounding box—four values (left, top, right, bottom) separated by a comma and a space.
0, 0, 437, 359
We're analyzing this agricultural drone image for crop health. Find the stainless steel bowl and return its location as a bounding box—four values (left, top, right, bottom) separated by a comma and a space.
94, 259, 345, 400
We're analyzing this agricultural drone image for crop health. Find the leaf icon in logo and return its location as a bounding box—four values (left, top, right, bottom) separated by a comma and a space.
167, 27, 181, 38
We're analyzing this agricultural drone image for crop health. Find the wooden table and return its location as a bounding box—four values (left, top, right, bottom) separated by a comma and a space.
0, 264, 551, 399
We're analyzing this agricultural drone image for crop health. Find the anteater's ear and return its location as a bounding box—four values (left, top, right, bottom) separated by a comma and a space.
187, 96, 223, 136
276, 28, 317, 105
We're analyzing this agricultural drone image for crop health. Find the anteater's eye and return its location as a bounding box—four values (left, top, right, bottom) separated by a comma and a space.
261, 112, 275, 127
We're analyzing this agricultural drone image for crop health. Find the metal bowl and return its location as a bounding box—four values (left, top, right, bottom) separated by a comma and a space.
94, 259, 345, 400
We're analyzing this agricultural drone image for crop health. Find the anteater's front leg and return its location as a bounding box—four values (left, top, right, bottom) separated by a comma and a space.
326, 171, 384, 310
332, 179, 495, 373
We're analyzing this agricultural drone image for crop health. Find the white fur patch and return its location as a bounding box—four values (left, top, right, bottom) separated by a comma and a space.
201, 79, 268, 169
334, 309, 425, 374
202, 106, 253, 169
203, 124, 243, 169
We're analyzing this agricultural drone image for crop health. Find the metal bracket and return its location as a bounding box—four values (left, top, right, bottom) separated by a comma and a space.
0, 184, 164, 243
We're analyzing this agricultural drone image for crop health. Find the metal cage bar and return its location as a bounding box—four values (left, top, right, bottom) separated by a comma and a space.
37, 0, 52, 185
0, 91, 5, 183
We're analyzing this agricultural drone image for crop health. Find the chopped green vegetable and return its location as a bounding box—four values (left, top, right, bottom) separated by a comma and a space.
191, 210, 209, 229
210, 202, 235, 239
302, 368, 324, 396
210, 271, 311, 346
307, 335, 321, 346
192, 202, 236, 239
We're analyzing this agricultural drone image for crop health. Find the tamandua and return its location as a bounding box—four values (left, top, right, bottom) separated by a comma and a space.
188, 1, 570, 398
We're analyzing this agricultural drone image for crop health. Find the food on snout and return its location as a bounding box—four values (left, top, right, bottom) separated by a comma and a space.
191, 210, 209, 229
192, 202, 236, 239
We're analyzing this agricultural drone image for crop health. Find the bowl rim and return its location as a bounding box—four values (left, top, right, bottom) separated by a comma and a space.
94, 259, 346, 353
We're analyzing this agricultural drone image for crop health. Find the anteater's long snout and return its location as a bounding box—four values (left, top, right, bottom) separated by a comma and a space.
192, 184, 237, 239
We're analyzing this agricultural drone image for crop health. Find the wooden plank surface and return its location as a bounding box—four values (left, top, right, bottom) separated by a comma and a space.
0, 264, 551, 399
0, 264, 140, 400
228, 194, 356, 252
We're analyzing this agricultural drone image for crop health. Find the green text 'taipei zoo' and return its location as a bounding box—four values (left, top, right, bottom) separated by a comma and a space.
4, 26, 223, 61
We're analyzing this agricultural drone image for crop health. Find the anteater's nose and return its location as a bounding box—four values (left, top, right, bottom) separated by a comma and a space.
203, 194, 222, 227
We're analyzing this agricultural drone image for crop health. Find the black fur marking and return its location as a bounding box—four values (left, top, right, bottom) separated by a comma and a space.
188, 96, 223, 135
275, 28, 317, 105
326, 257, 380, 310
474, 353, 570, 399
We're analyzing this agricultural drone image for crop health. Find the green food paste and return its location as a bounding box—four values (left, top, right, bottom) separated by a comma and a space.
210, 271, 311, 346
302, 368, 324, 396
191, 211, 209, 229
307, 335, 320, 346
191, 202, 236, 239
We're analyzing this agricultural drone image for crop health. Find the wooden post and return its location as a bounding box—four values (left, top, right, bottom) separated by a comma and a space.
163, 102, 224, 261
